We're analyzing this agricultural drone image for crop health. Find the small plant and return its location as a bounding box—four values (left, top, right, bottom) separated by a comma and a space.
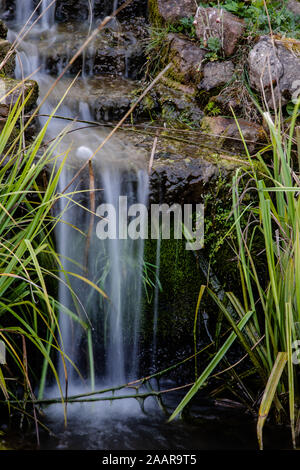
169, 16, 197, 39
204, 0, 300, 38
205, 101, 222, 116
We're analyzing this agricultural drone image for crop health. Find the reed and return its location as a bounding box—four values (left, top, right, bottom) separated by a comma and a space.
170, 98, 300, 449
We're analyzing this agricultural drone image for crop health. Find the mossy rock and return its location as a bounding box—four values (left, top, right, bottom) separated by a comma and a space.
0, 20, 8, 40
0, 77, 39, 117
0, 40, 15, 77
148, 0, 197, 26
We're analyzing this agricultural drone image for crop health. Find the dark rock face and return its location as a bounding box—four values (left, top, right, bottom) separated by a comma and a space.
42, 25, 146, 79
248, 36, 300, 108
55, 0, 148, 22
0, 0, 148, 23
194, 7, 245, 57
150, 156, 219, 204
199, 60, 235, 91
167, 33, 206, 85
148, 0, 196, 24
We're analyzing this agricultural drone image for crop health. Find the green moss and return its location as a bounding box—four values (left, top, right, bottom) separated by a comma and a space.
148, 0, 164, 26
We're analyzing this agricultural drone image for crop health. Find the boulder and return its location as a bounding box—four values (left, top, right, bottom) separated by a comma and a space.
167, 33, 206, 85
148, 0, 197, 25
201, 116, 266, 152
0, 40, 15, 76
0, 77, 39, 117
287, 0, 300, 15
194, 7, 245, 57
248, 36, 300, 108
199, 60, 235, 91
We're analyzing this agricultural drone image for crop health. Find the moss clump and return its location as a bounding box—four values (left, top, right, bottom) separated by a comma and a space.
148, 0, 164, 27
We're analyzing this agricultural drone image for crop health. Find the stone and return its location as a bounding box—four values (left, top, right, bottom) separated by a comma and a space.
194, 7, 245, 57
148, 0, 197, 25
167, 33, 206, 85
0, 78, 39, 117
201, 116, 266, 152
0, 40, 15, 76
199, 60, 235, 91
287, 0, 300, 16
248, 36, 300, 108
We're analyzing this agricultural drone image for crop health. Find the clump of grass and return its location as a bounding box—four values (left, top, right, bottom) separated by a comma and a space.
169, 94, 300, 449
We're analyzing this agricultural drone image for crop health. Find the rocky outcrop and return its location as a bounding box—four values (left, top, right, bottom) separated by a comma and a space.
194, 7, 245, 57
148, 0, 196, 25
0, 77, 39, 117
199, 60, 235, 91
248, 36, 300, 108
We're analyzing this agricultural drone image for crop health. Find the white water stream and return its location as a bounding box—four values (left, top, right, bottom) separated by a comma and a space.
9, 1, 149, 391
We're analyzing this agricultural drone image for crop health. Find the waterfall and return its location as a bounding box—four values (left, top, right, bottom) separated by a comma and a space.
16, 0, 33, 25
40, 0, 56, 29
9, 2, 150, 392
15, 0, 56, 29
113, 0, 118, 13
56, 143, 148, 388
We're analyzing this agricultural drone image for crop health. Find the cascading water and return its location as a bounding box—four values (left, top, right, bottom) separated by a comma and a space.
8, 2, 149, 392
15, 0, 56, 29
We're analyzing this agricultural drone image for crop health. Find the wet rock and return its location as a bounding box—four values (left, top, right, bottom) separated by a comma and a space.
51, 75, 147, 123
248, 36, 300, 108
0, 77, 39, 117
0, 20, 8, 39
150, 155, 219, 204
55, 0, 148, 23
167, 33, 206, 85
194, 7, 245, 57
287, 0, 300, 16
148, 0, 196, 25
119, 127, 246, 204
199, 60, 235, 91
0, 39, 15, 76
201, 116, 266, 152
42, 26, 145, 79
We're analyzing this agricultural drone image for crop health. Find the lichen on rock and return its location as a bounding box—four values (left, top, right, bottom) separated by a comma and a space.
248, 35, 300, 108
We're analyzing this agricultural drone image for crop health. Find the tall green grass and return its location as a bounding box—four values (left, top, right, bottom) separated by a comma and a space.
0, 84, 81, 431
170, 100, 300, 449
